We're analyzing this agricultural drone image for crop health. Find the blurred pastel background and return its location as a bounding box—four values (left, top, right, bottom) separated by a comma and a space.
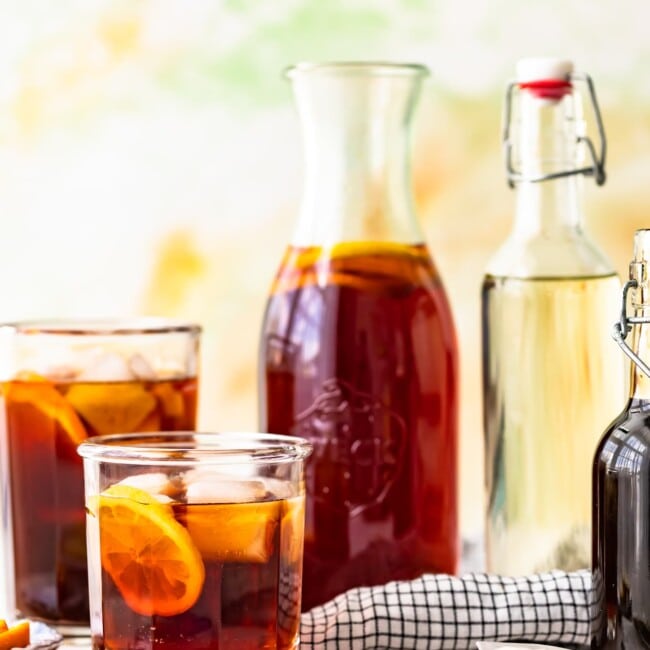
1, 0, 649, 544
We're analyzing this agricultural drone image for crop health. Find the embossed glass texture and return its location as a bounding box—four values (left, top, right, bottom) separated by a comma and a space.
259, 62, 459, 611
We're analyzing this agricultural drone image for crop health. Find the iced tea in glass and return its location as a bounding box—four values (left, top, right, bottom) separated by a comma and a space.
0, 320, 200, 632
79, 432, 311, 650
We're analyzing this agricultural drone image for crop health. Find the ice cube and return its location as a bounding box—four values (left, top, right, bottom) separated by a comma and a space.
42, 365, 81, 382
151, 382, 185, 418
117, 472, 182, 499
128, 354, 156, 381
184, 469, 268, 504
155, 367, 185, 380
78, 352, 134, 382
260, 477, 295, 500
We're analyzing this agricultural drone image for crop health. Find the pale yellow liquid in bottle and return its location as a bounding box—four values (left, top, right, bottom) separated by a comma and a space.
483, 272, 624, 574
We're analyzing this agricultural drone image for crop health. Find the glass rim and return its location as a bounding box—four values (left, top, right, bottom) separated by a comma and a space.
285, 61, 430, 80
78, 432, 313, 465
0, 317, 202, 337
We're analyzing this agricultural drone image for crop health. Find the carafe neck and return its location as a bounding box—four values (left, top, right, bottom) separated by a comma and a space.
289, 64, 427, 247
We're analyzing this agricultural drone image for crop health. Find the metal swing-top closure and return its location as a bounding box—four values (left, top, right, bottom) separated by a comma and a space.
502, 58, 607, 188
613, 230, 650, 378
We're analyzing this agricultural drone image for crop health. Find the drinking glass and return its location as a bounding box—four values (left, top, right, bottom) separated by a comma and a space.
0, 319, 200, 633
79, 432, 311, 650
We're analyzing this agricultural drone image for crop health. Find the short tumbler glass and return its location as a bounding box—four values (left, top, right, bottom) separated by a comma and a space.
78, 432, 312, 650
0, 319, 200, 633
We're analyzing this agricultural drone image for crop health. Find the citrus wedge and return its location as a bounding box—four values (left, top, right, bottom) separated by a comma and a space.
97, 485, 204, 617
136, 408, 161, 432
0, 620, 30, 650
152, 383, 185, 419
4, 373, 87, 445
65, 383, 156, 435
0, 621, 7, 634
184, 500, 281, 563
281, 496, 306, 564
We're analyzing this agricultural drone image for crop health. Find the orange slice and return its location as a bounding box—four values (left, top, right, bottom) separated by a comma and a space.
4, 373, 87, 445
151, 383, 185, 419
95, 485, 204, 617
281, 496, 306, 564
136, 408, 161, 432
184, 500, 281, 564
0, 621, 7, 634
65, 383, 156, 435
0, 620, 30, 650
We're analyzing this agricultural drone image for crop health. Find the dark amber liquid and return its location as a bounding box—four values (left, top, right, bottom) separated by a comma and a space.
95, 499, 302, 650
5, 377, 197, 625
260, 242, 458, 611
592, 399, 650, 649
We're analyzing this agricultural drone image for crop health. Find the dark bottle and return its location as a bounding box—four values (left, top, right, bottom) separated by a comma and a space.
593, 228, 650, 649
259, 62, 459, 612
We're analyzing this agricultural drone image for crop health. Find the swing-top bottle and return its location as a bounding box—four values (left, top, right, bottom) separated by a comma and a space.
483, 58, 624, 574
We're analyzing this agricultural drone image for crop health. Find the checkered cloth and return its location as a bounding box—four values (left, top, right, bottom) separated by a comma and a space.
300, 570, 593, 649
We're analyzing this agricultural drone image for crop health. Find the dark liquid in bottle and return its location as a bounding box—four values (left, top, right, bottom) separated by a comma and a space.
593, 399, 650, 649
260, 242, 458, 611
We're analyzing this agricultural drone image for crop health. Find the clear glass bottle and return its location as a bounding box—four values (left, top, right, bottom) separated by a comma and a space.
483, 58, 624, 574
259, 62, 459, 611
592, 230, 650, 649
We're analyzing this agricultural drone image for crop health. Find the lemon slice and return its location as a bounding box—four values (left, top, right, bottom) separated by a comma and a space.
4, 374, 86, 445
184, 500, 281, 563
66, 383, 156, 435
96, 485, 204, 617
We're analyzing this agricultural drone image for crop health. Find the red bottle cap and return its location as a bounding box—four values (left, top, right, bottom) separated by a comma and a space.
516, 57, 573, 100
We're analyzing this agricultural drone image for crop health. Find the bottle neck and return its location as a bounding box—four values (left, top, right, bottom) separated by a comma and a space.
513, 176, 584, 238
629, 316, 650, 401
625, 234, 650, 400
512, 90, 584, 239
290, 68, 425, 247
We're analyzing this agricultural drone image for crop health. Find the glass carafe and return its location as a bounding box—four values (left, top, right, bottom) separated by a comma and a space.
483, 58, 624, 575
259, 62, 459, 611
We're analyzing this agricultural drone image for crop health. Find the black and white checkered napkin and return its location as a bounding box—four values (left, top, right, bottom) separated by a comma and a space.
300, 570, 593, 649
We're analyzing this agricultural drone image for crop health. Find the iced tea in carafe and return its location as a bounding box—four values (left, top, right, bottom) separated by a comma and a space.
259, 63, 459, 611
